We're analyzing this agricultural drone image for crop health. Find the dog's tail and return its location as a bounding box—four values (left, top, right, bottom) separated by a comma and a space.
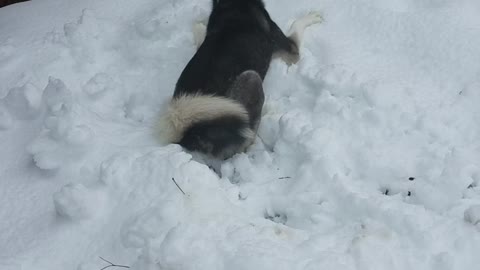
157, 94, 254, 158
158, 71, 264, 159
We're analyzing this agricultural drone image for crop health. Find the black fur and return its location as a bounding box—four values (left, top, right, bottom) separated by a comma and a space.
174, 0, 297, 98
179, 115, 250, 158
171, 0, 298, 158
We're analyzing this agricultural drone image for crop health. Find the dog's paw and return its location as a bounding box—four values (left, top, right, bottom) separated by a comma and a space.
307, 11, 324, 25
296, 11, 324, 29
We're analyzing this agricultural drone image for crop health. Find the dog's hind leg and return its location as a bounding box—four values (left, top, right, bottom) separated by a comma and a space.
271, 21, 299, 63
272, 11, 323, 65
226, 70, 265, 139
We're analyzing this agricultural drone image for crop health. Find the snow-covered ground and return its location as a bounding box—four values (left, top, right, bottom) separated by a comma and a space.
1, 0, 480, 269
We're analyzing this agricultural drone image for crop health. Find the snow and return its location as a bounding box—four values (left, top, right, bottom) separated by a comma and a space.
1, 0, 480, 269
464, 204, 480, 227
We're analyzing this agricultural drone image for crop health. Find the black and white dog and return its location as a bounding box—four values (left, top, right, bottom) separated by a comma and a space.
159, 0, 321, 159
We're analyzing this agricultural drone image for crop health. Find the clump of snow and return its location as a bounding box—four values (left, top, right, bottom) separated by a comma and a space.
82, 72, 113, 97
28, 77, 94, 170
464, 205, 480, 227
1, 0, 480, 269
1, 83, 42, 120
42, 77, 72, 117
53, 183, 95, 220
0, 105, 13, 130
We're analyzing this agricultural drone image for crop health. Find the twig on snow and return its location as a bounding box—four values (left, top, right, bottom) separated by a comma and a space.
99, 257, 130, 270
171, 177, 186, 196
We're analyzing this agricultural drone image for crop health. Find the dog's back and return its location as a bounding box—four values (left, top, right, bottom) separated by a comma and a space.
175, 0, 273, 98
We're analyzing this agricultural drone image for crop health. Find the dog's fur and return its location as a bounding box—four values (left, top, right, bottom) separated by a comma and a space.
159, 0, 321, 159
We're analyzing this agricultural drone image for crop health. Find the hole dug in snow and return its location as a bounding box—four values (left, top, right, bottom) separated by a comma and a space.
264, 209, 288, 225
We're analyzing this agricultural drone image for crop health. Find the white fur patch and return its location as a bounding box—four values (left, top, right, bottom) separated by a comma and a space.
157, 94, 251, 143
288, 11, 323, 47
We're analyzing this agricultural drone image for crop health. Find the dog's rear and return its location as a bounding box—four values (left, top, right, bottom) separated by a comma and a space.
159, 0, 320, 158
161, 70, 264, 159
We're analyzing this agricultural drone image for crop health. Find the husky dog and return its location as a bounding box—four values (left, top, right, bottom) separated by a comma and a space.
159, 0, 321, 159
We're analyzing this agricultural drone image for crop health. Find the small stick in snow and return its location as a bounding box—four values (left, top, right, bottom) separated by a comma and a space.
99, 257, 130, 270
278, 176, 291, 180
171, 177, 186, 196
